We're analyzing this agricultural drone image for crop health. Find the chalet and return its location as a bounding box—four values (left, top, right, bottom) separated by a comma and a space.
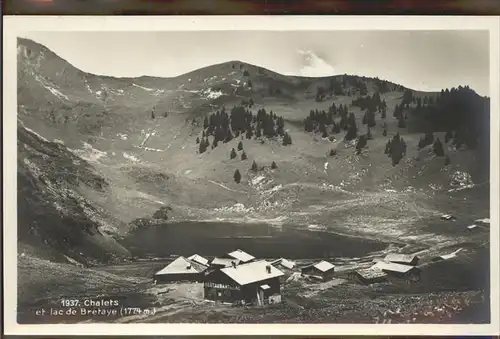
432, 248, 463, 262
300, 260, 335, 281
187, 254, 209, 267
154, 256, 207, 283
440, 214, 455, 221
210, 257, 241, 269
372, 261, 421, 281
270, 258, 296, 270
475, 218, 490, 226
384, 253, 419, 266
352, 267, 387, 284
226, 249, 255, 263
204, 260, 284, 305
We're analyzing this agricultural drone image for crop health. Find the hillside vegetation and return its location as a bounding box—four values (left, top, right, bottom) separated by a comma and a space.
16, 37, 490, 265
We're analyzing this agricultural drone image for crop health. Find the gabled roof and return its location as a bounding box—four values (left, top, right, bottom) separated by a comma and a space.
372, 261, 417, 274
270, 258, 296, 269
384, 253, 418, 264
155, 256, 207, 276
187, 254, 209, 266
302, 260, 335, 272
280, 258, 296, 269
210, 257, 241, 267
220, 260, 284, 286
227, 249, 255, 263
356, 267, 387, 280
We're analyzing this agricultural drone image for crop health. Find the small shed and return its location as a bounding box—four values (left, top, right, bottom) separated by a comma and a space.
301, 260, 335, 281
187, 254, 209, 267
352, 267, 388, 284
384, 253, 419, 266
154, 256, 207, 283
210, 257, 241, 269
270, 258, 296, 270
432, 248, 463, 262
226, 249, 255, 263
372, 261, 421, 280
440, 214, 455, 221
204, 260, 284, 306
475, 218, 490, 226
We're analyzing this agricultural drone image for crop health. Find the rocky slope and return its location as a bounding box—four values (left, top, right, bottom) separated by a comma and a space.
16, 37, 490, 264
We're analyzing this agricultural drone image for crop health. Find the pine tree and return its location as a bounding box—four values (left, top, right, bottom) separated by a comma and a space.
271, 161, 278, 169
397, 117, 406, 128
199, 138, 208, 154
383, 129, 387, 137
233, 169, 241, 183
241, 151, 248, 160
230, 148, 237, 159
329, 149, 337, 156
251, 160, 258, 172
196, 137, 200, 144
204, 116, 209, 129
356, 135, 368, 154
212, 139, 218, 149
151, 110, 155, 119
237, 141, 243, 151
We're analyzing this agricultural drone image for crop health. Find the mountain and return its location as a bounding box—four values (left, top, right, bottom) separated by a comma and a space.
16, 37, 490, 265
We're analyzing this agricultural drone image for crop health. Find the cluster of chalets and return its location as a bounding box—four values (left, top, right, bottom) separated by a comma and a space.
153, 249, 293, 306
152, 249, 340, 306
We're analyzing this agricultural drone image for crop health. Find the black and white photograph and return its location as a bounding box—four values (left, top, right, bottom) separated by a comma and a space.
3, 16, 499, 336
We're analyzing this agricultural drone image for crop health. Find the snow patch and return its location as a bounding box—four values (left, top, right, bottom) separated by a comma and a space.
143, 147, 164, 152
70, 142, 107, 162
123, 152, 140, 163
117, 133, 128, 140
201, 88, 224, 99
324, 162, 329, 173
53, 139, 65, 145
23, 158, 42, 177
34, 74, 69, 100
132, 83, 155, 91
19, 122, 49, 142
251, 175, 266, 186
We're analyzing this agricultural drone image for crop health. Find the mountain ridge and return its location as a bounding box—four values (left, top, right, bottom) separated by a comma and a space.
16, 37, 490, 265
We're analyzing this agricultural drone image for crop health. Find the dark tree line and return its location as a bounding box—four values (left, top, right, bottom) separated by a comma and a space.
303, 103, 349, 137
197, 104, 292, 154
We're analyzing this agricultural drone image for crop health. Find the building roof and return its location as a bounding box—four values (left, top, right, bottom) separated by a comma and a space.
372, 261, 417, 274
356, 267, 387, 280
187, 254, 209, 266
475, 218, 490, 224
438, 248, 463, 261
220, 260, 284, 286
210, 257, 241, 267
302, 260, 335, 272
270, 258, 296, 269
280, 258, 296, 269
227, 249, 255, 263
384, 253, 418, 264
155, 256, 206, 276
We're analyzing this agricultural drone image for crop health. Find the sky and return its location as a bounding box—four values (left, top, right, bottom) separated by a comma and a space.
21, 30, 490, 95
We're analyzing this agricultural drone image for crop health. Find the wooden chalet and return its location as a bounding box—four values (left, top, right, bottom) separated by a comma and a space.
210, 257, 241, 269
384, 253, 419, 266
154, 256, 207, 283
187, 254, 209, 267
204, 260, 284, 306
300, 260, 335, 281
226, 249, 255, 263
351, 267, 388, 284
372, 261, 421, 281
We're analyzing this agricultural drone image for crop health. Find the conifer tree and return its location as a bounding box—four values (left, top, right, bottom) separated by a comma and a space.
383, 129, 387, 137
241, 151, 248, 160
238, 141, 244, 151
233, 169, 241, 183
433, 138, 445, 156
204, 116, 209, 129
251, 160, 258, 171
230, 148, 237, 159
196, 137, 200, 144
271, 161, 278, 169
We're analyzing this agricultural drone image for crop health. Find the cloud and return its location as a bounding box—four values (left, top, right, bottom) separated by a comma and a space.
298, 50, 336, 77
